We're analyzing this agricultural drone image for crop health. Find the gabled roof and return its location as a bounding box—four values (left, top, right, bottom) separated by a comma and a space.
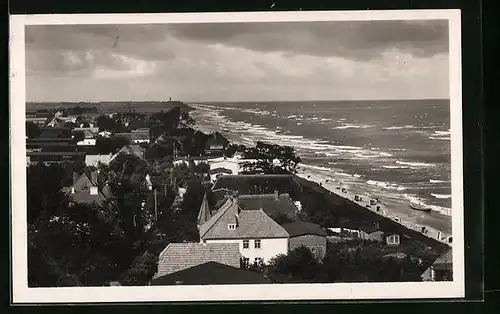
209, 167, 233, 175
205, 132, 229, 147
60, 172, 107, 206
236, 194, 298, 220
359, 224, 381, 234
282, 221, 327, 237
199, 198, 289, 240
156, 243, 240, 277
151, 261, 271, 286
114, 144, 145, 160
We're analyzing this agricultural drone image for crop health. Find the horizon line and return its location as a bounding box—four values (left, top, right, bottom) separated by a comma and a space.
26, 98, 451, 104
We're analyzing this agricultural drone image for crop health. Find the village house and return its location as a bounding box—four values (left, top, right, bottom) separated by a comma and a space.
76, 129, 97, 146
211, 174, 303, 202
154, 242, 241, 279
151, 261, 271, 286
204, 132, 229, 156
234, 191, 299, 221
26, 116, 48, 126
26, 151, 86, 166
60, 171, 110, 206
85, 154, 113, 167
281, 221, 328, 260
110, 144, 146, 162
421, 248, 453, 281
359, 223, 385, 242
197, 195, 289, 266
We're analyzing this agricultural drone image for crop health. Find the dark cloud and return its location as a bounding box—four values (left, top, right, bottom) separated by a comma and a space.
166, 20, 449, 60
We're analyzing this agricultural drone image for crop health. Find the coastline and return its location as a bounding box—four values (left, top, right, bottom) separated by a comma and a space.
190, 104, 452, 243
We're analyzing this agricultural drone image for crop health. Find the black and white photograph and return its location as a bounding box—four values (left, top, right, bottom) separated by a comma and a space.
10, 10, 464, 303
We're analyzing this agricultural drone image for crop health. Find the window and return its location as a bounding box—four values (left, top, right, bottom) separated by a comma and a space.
243, 240, 249, 249
227, 223, 236, 230
254, 239, 261, 249
254, 257, 263, 265
387, 234, 400, 245
242, 258, 250, 267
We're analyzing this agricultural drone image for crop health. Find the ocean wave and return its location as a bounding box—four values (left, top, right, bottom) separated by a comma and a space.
396, 160, 437, 168
431, 193, 452, 199
378, 152, 393, 157
366, 180, 406, 191
430, 179, 447, 183
336, 124, 373, 129
383, 125, 415, 130
382, 165, 410, 169
433, 130, 451, 136
429, 136, 451, 140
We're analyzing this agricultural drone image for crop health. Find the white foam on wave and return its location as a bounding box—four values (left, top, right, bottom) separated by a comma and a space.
383, 165, 410, 169
383, 125, 415, 130
366, 180, 406, 191
396, 160, 437, 168
430, 179, 447, 183
335, 123, 372, 129
379, 152, 393, 157
431, 193, 452, 199
429, 136, 451, 140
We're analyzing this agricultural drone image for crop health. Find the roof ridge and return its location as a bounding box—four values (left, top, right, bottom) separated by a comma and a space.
158, 242, 173, 260
199, 198, 235, 238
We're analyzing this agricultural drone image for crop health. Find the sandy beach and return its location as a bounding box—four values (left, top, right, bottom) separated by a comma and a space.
295, 167, 452, 244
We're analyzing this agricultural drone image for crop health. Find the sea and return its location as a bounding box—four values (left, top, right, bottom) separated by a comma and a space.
188, 100, 453, 229
26, 99, 453, 232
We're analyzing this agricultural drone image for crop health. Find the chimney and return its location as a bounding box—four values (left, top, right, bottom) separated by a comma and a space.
274, 190, 279, 200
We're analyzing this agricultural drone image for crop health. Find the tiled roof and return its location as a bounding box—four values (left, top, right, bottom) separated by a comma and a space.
115, 144, 145, 160
282, 221, 327, 237
156, 243, 241, 277
434, 248, 453, 266
60, 172, 107, 206
359, 224, 380, 234
199, 198, 289, 240
151, 261, 271, 286
236, 194, 298, 220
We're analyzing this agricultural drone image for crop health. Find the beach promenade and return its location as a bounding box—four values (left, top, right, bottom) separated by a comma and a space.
295, 171, 453, 246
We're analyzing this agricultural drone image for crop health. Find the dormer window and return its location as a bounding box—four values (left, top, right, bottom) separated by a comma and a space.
90, 186, 98, 195
227, 223, 236, 230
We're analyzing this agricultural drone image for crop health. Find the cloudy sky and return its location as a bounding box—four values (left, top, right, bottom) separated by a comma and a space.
25, 20, 449, 102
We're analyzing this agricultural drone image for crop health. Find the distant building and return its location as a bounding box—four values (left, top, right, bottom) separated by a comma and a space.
421, 248, 453, 281
110, 144, 146, 162
359, 224, 385, 242
60, 171, 107, 206
26, 117, 48, 126
26, 151, 86, 166
282, 221, 327, 260
151, 261, 271, 286
85, 154, 113, 167
204, 132, 229, 156
155, 242, 241, 279
209, 167, 233, 182
198, 196, 289, 265
211, 174, 303, 201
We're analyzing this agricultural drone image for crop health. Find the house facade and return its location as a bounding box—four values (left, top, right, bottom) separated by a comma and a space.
197, 196, 289, 265
85, 154, 113, 167
282, 221, 327, 260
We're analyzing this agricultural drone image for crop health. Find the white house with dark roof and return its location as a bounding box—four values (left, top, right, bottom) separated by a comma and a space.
197, 196, 289, 265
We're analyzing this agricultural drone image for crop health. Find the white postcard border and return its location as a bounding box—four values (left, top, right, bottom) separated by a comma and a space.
10, 10, 465, 303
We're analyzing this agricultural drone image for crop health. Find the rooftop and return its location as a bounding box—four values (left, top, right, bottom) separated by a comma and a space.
151, 261, 271, 286
199, 197, 289, 240
282, 220, 327, 237
157, 242, 241, 277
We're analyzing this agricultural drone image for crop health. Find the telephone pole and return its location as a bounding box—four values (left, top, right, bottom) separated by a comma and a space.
154, 189, 158, 221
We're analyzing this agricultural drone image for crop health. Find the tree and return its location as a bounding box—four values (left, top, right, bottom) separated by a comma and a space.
266, 246, 324, 283
241, 141, 302, 174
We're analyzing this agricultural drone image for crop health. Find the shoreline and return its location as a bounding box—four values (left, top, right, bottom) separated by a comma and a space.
190, 104, 452, 243
294, 169, 452, 245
